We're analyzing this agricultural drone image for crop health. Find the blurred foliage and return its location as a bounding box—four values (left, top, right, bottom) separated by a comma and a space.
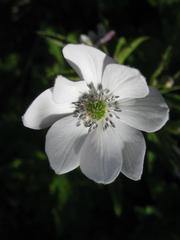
0, 0, 180, 239
114, 36, 149, 63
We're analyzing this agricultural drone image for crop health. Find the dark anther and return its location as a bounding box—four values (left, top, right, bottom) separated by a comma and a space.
97, 83, 103, 90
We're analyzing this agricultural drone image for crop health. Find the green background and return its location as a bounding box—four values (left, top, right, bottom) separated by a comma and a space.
0, 0, 180, 239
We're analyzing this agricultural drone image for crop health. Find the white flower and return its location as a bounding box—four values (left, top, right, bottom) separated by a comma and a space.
22, 44, 169, 184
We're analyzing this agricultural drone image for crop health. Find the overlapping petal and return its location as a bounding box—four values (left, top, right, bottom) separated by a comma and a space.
53, 75, 88, 104
80, 125, 123, 184
116, 122, 146, 180
63, 44, 114, 88
118, 87, 169, 132
22, 88, 74, 130
45, 116, 88, 174
102, 63, 149, 99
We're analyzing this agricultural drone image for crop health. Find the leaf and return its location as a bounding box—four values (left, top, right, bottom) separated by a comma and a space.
114, 37, 127, 58
135, 205, 161, 217
115, 36, 149, 64
173, 70, 180, 81
37, 30, 65, 47
66, 33, 78, 43
147, 150, 156, 173
161, 85, 180, 94
150, 46, 172, 86
49, 175, 71, 207
166, 120, 180, 135
147, 133, 160, 144
166, 93, 180, 111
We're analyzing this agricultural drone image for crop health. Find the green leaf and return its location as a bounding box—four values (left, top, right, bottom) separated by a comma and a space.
135, 205, 161, 217
150, 46, 172, 86
37, 30, 66, 47
166, 120, 180, 135
114, 37, 127, 58
50, 175, 71, 207
115, 36, 149, 64
37, 30, 66, 41
147, 150, 156, 173
66, 33, 78, 43
147, 133, 160, 144
166, 93, 180, 111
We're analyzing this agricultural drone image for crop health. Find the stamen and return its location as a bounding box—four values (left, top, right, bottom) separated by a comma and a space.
87, 83, 93, 89
88, 122, 98, 133
114, 108, 122, 112
109, 120, 115, 128
76, 121, 81, 127
103, 122, 109, 130
103, 89, 110, 94
73, 83, 121, 132
97, 83, 103, 90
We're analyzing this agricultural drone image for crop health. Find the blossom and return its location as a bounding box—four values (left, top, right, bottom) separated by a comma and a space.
22, 44, 169, 184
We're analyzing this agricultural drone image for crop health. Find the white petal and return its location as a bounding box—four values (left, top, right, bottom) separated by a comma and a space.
80, 126, 123, 184
53, 75, 88, 104
22, 88, 74, 130
102, 64, 149, 99
62, 44, 114, 88
116, 122, 146, 180
118, 87, 169, 132
45, 116, 88, 174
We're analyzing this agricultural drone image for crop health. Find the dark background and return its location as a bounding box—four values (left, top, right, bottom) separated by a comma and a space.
0, 0, 180, 239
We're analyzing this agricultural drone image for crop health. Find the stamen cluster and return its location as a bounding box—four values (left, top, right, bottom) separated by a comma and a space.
73, 83, 122, 132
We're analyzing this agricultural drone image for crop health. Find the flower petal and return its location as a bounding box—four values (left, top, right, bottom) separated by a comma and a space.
102, 64, 149, 99
53, 75, 88, 104
80, 126, 123, 184
45, 116, 88, 174
118, 87, 169, 132
62, 44, 114, 88
22, 88, 74, 130
117, 122, 146, 180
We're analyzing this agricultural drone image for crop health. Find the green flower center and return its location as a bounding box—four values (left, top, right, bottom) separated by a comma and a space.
85, 100, 107, 120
